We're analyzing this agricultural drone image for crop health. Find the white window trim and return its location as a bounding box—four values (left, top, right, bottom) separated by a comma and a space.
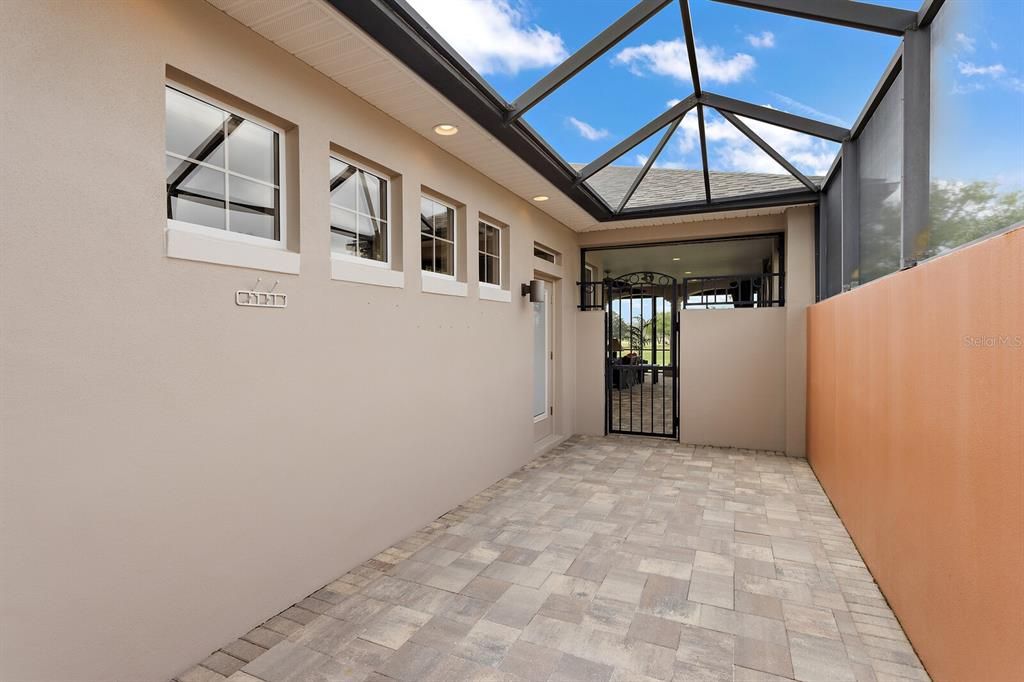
478, 219, 503, 289
165, 82, 290, 267
421, 272, 467, 297
166, 221, 299, 274
331, 256, 403, 288
479, 286, 511, 303
329, 153, 393, 268
533, 280, 551, 422
420, 195, 458, 280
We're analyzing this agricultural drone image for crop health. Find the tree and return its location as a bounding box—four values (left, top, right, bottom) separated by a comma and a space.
856, 180, 1023, 284
923, 180, 1024, 258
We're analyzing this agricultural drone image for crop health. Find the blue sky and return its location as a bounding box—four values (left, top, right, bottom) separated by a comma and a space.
408, 0, 1023, 191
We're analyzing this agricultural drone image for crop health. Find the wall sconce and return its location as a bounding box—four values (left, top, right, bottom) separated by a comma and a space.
521, 279, 543, 302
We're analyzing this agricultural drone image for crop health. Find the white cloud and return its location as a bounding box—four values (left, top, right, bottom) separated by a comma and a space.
660, 107, 837, 176
954, 32, 976, 53
958, 61, 1007, 77
406, 0, 567, 75
568, 116, 609, 141
613, 39, 755, 84
770, 93, 848, 126
953, 60, 1024, 94
745, 31, 775, 49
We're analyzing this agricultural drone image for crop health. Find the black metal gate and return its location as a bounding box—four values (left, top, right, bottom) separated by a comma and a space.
604, 272, 678, 438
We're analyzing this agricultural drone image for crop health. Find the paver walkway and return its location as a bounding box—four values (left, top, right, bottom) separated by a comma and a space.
174, 435, 928, 682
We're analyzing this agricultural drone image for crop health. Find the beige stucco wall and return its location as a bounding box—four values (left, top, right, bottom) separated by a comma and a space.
783, 206, 815, 456
679, 308, 788, 450
574, 208, 814, 455
0, 2, 581, 680
574, 311, 606, 436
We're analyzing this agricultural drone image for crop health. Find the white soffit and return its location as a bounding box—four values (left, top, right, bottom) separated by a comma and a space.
204, 0, 597, 231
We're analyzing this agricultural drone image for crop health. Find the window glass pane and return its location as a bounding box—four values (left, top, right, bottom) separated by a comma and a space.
166, 155, 225, 229
166, 87, 225, 167
858, 72, 903, 284
925, 0, 1024, 259
479, 223, 499, 256
420, 197, 435, 235
433, 204, 453, 240
421, 233, 435, 272
330, 206, 357, 256
229, 176, 277, 240
359, 172, 387, 222
481, 254, 499, 286
434, 239, 454, 276
534, 247, 556, 263
330, 160, 358, 210
533, 289, 547, 418
228, 118, 277, 184
356, 215, 387, 263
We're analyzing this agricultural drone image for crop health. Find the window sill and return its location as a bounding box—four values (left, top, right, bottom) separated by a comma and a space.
421, 273, 467, 297
166, 222, 299, 274
331, 256, 404, 288
534, 256, 562, 278
479, 286, 511, 303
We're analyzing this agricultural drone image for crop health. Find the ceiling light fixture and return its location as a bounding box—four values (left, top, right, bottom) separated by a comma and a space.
672, 257, 681, 261
433, 123, 458, 136
684, 271, 693, 274
532, 195, 549, 202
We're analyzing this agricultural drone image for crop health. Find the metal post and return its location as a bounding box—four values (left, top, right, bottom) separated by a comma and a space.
841, 139, 860, 288
901, 26, 930, 268
817, 202, 827, 301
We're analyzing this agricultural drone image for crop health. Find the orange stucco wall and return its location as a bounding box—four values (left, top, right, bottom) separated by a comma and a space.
807, 226, 1023, 681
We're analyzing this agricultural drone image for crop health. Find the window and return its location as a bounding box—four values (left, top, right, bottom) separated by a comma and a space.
478, 221, 502, 287
329, 157, 388, 263
165, 85, 281, 242
534, 244, 557, 263
420, 196, 456, 276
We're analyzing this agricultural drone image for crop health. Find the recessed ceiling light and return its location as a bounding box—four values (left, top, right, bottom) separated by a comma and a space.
532, 195, 549, 202
672, 257, 681, 261
433, 124, 458, 136
684, 271, 693, 274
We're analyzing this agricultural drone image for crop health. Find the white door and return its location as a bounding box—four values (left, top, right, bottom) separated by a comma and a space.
533, 280, 554, 441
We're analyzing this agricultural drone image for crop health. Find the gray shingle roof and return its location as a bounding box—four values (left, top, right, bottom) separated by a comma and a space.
574, 164, 820, 209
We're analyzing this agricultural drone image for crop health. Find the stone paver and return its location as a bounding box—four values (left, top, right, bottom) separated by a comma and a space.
173, 435, 928, 682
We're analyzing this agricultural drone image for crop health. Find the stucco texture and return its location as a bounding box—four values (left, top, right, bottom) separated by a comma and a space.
807, 226, 1024, 681
0, 1, 580, 679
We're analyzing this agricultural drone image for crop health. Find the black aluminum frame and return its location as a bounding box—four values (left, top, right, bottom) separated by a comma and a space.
681, 272, 786, 308
329, 0, 948, 242
603, 272, 680, 439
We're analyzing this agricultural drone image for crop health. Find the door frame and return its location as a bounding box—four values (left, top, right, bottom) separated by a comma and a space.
533, 277, 555, 442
